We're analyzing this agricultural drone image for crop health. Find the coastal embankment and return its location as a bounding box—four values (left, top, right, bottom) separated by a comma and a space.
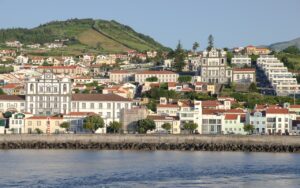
1, 134, 300, 152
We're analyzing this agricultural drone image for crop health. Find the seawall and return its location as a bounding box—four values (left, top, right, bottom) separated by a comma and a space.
1, 134, 300, 152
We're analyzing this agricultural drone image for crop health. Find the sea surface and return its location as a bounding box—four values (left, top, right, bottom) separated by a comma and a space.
0, 150, 299, 187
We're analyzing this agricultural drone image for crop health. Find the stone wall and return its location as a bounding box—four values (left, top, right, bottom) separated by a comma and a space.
1, 134, 300, 152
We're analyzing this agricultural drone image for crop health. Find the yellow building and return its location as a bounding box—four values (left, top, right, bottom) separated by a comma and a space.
24, 116, 66, 134
207, 84, 216, 94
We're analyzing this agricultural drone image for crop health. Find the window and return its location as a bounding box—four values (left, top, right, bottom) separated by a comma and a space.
90, 103, 94, 109
40, 86, 43, 92
30, 84, 34, 92
37, 121, 41, 126
107, 103, 111, 109
82, 103, 86, 109
54, 87, 57, 92
99, 103, 103, 109
125, 103, 128, 109
47, 86, 51, 92
55, 121, 59, 126
28, 121, 32, 126
117, 103, 121, 109
278, 118, 282, 122
63, 84, 67, 92
117, 112, 120, 118
107, 112, 111, 118
72, 102, 76, 109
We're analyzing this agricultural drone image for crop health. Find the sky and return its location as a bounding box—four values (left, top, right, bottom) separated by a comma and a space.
0, 0, 299, 50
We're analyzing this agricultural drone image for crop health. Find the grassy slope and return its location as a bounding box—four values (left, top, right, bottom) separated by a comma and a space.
0, 19, 167, 54
77, 29, 129, 53
93, 20, 166, 51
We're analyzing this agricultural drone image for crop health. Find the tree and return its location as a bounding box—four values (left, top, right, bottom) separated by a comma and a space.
136, 119, 156, 134
192, 42, 199, 53
161, 123, 172, 133
3, 111, 12, 118
107, 121, 122, 133
283, 46, 300, 55
207, 34, 214, 50
183, 122, 198, 134
146, 76, 158, 82
173, 41, 187, 72
0, 88, 5, 95
60, 122, 70, 131
249, 82, 258, 92
83, 115, 104, 132
178, 75, 192, 83
35, 128, 43, 134
244, 124, 255, 134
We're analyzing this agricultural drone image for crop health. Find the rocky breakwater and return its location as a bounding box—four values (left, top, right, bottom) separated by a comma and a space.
1, 134, 300, 152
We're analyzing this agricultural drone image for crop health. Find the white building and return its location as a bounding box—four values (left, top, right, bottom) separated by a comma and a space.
232, 68, 256, 84
265, 108, 295, 135
231, 55, 251, 67
135, 71, 179, 84
25, 71, 72, 115
222, 114, 246, 135
71, 94, 132, 124
199, 48, 232, 84
257, 55, 300, 96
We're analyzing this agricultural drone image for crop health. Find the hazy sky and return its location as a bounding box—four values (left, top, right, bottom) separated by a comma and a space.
0, 0, 299, 49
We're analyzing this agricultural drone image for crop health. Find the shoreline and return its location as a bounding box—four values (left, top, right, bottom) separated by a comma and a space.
1, 134, 300, 152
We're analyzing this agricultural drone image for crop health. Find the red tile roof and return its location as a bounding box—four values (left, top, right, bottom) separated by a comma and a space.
0, 95, 25, 101
71, 94, 131, 101
37, 65, 77, 69
2, 84, 19, 89
136, 70, 177, 75
202, 109, 226, 115
225, 114, 238, 120
66, 112, 97, 116
202, 100, 221, 107
110, 70, 130, 74
233, 68, 256, 72
168, 82, 177, 87
290, 105, 300, 109
26, 116, 63, 120
157, 104, 178, 108
266, 108, 289, 114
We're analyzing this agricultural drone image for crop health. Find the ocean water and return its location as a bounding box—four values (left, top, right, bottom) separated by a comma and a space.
0, 150, 299, 187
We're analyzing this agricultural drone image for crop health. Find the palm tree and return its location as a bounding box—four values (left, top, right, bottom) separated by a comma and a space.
192, 42, 199, 54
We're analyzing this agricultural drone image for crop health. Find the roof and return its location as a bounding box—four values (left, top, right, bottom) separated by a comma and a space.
202, 109, 226, 115
71, 94, 131, 102
225, 109, 245, 114
266, 108, 289, 114
157, 104, 178, 108
2, 83, 19, 89
202, 100, 221, 107
136, 70, 177, 75
37, 65, 77, 69
66, 112, 97, 116
110, 70, 131, 74
168, 82, 177, 87
233, 68, 256, 72
289, 105, 300, 109
147, 115, 179, 121
225, 114, 238, 120
26, 116, 63, 120
0, 95, 25, 101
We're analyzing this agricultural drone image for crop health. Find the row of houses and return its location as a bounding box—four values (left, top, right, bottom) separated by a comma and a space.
257, 55, 300, 96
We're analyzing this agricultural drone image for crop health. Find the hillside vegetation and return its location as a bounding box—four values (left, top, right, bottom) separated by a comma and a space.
0, 18, 167, 53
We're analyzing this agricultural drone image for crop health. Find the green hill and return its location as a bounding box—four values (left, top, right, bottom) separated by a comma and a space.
269, 37, 300, 51
0, 18, 168, 54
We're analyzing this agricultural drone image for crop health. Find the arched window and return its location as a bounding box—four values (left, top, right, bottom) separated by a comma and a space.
30, 84, 34, 92
63, 84, 67, 92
